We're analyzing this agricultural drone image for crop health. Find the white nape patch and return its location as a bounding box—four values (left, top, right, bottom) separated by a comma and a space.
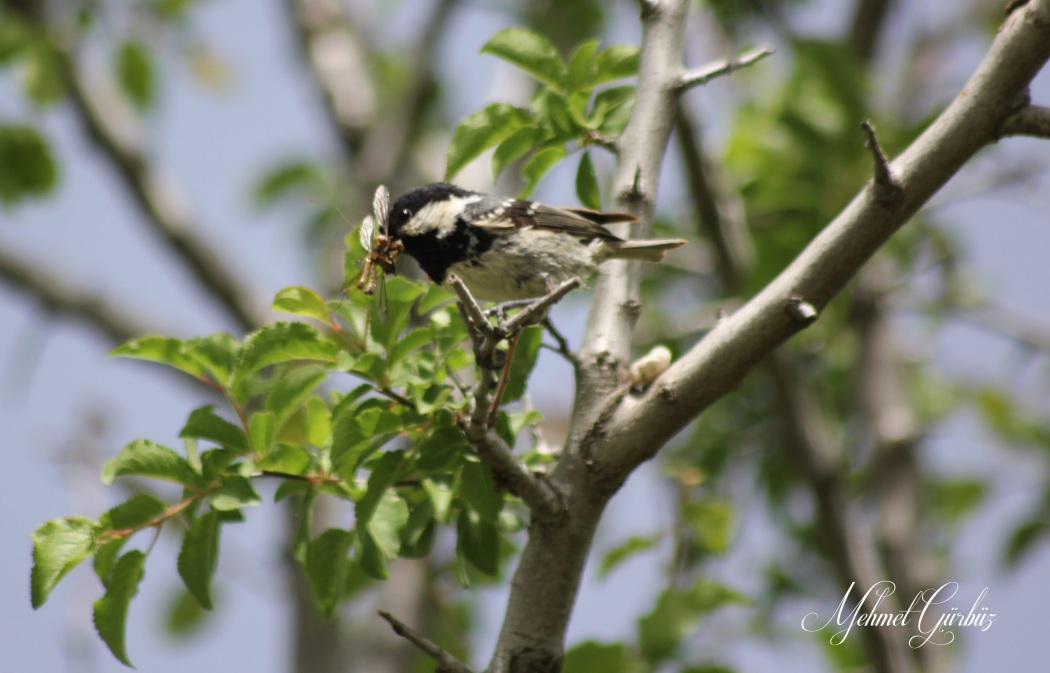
402, 195, 481, 238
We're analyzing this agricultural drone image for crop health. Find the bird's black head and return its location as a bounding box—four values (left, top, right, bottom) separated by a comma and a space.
387, 182, 474, 238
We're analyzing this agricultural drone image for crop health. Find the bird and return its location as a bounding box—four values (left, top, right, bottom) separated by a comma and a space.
383, 182, 686, 302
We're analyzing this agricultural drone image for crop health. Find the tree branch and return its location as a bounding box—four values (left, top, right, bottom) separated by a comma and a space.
675, 46, 774, 92
284, 0, 376, 157
378, 611, 474, 673
602, 0, 1050, 473
487, 3, 694, 671
852, 266, 949, 673
1001, 103, 1050, 138
56, 47, 263, 331
571, 0, 690, 450
678, 98, 915, 673
0, 245, 171, 344
446, 277, 566, 520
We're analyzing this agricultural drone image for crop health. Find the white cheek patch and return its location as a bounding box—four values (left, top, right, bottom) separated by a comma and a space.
403, 195, 482, 238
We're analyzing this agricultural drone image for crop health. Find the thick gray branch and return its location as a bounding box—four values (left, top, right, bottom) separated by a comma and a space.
601, 0, 1050, 473
570, 0, 690, 450
489, 3, 692, 672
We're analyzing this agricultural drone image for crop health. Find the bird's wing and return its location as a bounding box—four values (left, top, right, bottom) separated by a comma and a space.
466, 198, 635, 241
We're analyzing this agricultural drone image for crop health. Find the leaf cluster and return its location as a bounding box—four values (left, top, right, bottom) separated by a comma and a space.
446, 28, 639, 206
30, 232, 550, 665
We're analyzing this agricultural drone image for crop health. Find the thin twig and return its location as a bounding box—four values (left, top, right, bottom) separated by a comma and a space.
676, 46, 774, 91
861, 119, 905, 206
541, 318, 578, 366
502, 278, 582, 333
377, 611, 475, 673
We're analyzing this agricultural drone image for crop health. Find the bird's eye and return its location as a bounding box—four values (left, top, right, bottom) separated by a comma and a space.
401, 208, 411, 218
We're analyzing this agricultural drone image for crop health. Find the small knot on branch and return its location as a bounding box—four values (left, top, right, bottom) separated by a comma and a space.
860, 120, 905, 209
784, 296, 820, 326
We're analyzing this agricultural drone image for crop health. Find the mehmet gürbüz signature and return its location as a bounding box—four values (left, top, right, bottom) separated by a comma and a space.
801, 581, 997, 648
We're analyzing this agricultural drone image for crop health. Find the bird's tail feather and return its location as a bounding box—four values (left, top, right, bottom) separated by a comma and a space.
601, 238, 687, 263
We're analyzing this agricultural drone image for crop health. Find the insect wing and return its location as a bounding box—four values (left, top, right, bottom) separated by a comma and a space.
373, 185, 390, 235
359, 214, 376, 250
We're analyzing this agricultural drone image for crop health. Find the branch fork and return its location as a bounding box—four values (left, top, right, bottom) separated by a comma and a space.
447, 276, 579, 520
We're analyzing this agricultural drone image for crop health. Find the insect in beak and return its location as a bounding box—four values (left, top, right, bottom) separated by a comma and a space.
355, 185, 402, 295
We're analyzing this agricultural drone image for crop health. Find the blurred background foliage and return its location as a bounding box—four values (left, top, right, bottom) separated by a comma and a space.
4, 0, 1050, 672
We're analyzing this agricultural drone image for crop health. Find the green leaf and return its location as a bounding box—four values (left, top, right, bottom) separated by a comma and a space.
111, 336, 204, 379
566, 40, 599, 93
388, 327, 434, 367
22, 40, 63, 105
184, 334, 240, 386
456, 510, 500, 576
357, 528, 388, 580
532, 90, 579, 139
594, 44, 640, 84
564, 641, 637, 673
574, 151, 601, 210
275, 479, 311, 502
246, 410, 273, 455
423, 478, 454, 522
305, 528, 352, 618
682, 501, 733, 554
929, 478, 986, 526
93, 550, 147, 667
209, 476, 262, 511
252, 160, 325, 207
256, 443, 314, 475
446, 103, 532, 180
0, 123, 58, 205
492, 125, 545, 182
116, 40, 155, 110
399, 501, 436, 558
331, 407, 406, 474
102, 439, 204, 488
94, 538, 129, 588
31, 517, 101, 608
520, 145, 567, 198
1003, 518, 1050, 569
273, 286, 331, 322
599, 534, 660, 579
415, 427, 469, 472
638, 581, 748, 661
100, 494, 168, 531
482, 28, 566, 90
233, 322, 338, 394
356, 451, 406, 526
589, 85, 635, 136
180, 406, 248, 453
503, 324, 544, 404
304, 397, 332, 447
177, 511, 220, 609
460, 460, 503, 522
267, 365, 329, 430
165, 588, 210, 637
367, 490, 409, 560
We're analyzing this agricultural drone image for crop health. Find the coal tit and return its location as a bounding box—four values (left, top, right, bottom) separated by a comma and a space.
385, 183, 686, 302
